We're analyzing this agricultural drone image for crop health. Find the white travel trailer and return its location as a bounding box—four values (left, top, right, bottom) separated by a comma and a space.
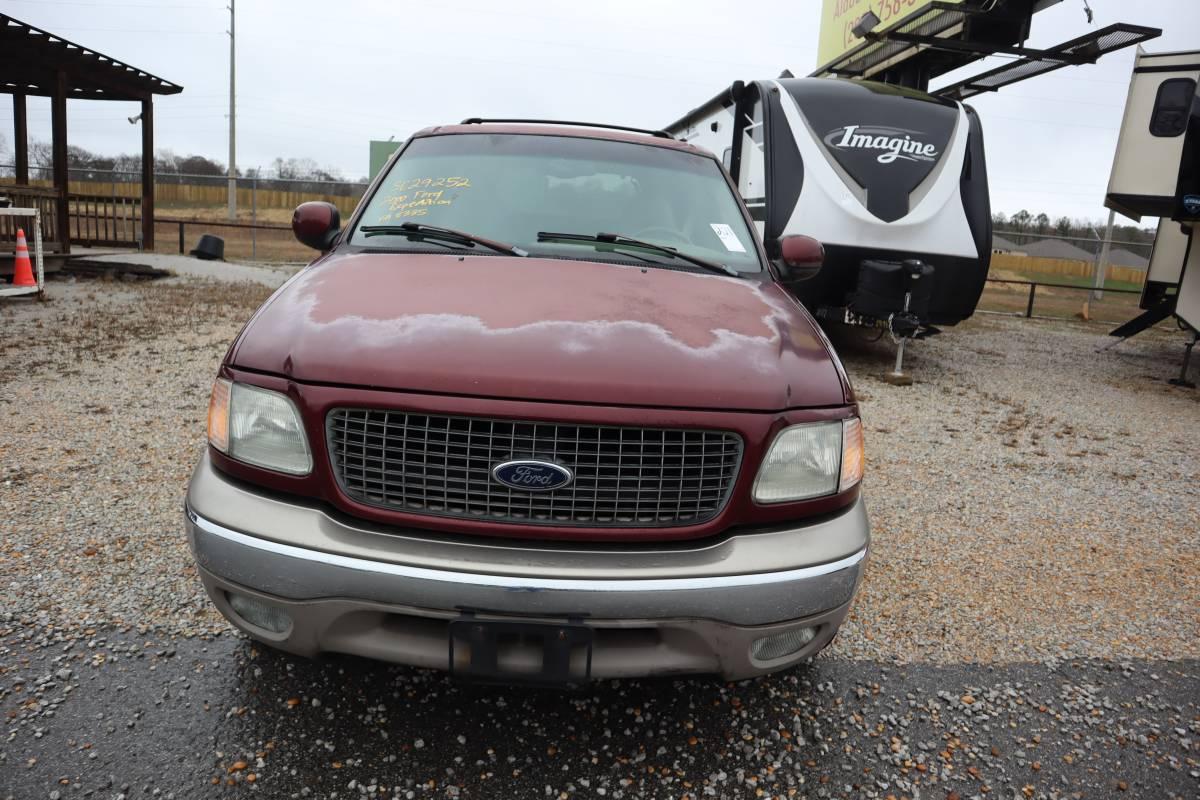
666, 4, 1157, 380
1105, 48, 1200, 386
665, 78, 993, 345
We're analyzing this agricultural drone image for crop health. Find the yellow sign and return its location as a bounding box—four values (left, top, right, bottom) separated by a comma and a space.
816, 0, 963, 68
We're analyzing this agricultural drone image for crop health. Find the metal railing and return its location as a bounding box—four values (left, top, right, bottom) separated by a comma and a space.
982, 277, 1143, 321
159, 216, 300, 262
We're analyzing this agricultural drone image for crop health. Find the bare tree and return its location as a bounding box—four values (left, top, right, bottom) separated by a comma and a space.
178, 154, 226, 176
29, 140, 54, 170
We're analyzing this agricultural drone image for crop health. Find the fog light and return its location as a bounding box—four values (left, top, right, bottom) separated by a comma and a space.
751, 626, 817, 661
226, 592, 292, 634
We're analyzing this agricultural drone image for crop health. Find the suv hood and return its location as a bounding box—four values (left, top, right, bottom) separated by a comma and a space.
231, 252, 846, 411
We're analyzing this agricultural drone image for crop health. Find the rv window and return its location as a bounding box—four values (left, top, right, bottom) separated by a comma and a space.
1149, 78, 1196, 138
722, 148, 732, 170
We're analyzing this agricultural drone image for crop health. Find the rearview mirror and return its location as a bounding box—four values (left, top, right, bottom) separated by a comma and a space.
774, 234, 824, 281
292, 201, 341, 251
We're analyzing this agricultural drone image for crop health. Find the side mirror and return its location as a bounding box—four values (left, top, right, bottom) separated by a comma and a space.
292, 201, 341, 251
776, 234, 824, 281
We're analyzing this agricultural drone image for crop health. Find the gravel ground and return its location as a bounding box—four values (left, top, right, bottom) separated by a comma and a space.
1, 276, 278, 636
1, 272, 1198, 797
828, 318, 1199, 664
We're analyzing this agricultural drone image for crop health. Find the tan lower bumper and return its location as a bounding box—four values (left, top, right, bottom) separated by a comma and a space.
198, 564, 854, 680
185, 454, 868, 680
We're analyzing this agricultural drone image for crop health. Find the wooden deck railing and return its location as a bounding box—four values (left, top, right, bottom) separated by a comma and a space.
0, 184, 61, 249
67, 192, 142, 247
0, 183, 143, 250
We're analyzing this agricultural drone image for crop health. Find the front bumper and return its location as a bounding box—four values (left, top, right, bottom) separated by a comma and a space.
186, 454, 869, 680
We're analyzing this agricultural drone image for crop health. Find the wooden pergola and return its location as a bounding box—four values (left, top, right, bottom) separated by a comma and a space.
1, 13, 183, 254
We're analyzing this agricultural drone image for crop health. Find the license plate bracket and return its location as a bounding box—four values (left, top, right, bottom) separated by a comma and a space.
448, 616, 593, 686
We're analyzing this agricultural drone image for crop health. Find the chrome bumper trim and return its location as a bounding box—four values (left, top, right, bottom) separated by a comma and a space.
189, 506, 864, 592
187, 506, 867, 625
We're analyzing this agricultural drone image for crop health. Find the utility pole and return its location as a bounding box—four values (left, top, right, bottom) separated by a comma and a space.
226, 0, 236, 219
1082, 209, 1116, 320
1093, 209, 1116, 301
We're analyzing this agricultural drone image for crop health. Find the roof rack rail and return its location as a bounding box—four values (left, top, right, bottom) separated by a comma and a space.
459, 118, 673, 139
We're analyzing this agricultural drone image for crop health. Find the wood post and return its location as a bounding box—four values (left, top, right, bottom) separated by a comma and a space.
13, 93, 28, 185
140, 96, 154, 250
51, 69, 69, 254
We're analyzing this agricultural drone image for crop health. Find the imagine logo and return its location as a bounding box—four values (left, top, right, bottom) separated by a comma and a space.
824, 125, 940, 164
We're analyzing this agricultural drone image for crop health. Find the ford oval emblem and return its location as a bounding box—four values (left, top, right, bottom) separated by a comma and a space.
491, 460, 573, 492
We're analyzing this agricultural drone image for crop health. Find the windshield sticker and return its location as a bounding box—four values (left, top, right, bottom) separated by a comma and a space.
709, 223, 747, 253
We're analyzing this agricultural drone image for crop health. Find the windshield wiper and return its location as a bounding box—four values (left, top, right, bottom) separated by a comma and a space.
361, 222, 527, 257
536, 231, 738, 277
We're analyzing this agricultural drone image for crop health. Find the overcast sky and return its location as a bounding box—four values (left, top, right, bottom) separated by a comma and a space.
2, 0, 1198, 223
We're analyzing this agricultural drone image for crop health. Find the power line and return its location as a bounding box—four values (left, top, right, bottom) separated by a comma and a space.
973, 92, 1123, 109
975, 112, 1117, 131
3, 0, 219, 8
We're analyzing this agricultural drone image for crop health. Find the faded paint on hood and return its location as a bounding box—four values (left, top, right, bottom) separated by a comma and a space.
231, 252, 846, 410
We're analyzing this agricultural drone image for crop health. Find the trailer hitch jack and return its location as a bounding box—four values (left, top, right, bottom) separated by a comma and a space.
1168, 333, 1198, 389
883, 260, 929, 386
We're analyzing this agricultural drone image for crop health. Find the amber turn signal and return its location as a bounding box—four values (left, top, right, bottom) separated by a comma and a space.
207, 377, 231, 453
840, 417, 864, 491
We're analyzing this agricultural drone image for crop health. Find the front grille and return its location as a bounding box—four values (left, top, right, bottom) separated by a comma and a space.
326, 410, 743, 527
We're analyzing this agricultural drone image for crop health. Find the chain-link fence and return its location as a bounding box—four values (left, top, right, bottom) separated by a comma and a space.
991, 229, 1155, 264
980, 230, 1156, 324
0, 164, 369, 219
1, 164, 370, 261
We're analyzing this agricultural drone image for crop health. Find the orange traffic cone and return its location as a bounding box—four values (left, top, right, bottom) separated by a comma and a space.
12, 228, 36, 288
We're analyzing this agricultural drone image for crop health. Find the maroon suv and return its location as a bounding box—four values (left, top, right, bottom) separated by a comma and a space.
186, 120, 867, 682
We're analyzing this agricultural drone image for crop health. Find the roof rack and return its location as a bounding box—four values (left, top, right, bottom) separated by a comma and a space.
459, 118, 673, 139
935, 23, 1161, 101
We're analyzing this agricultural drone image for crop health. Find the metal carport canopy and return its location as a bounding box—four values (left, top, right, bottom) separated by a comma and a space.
0, 13, 182, 100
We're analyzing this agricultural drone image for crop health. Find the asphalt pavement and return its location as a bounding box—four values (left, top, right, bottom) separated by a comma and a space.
3, 624, 1196, 800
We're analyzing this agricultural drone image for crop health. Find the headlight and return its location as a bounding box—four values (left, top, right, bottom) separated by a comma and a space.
753, 418, 863, 504
207, 378, 312, 475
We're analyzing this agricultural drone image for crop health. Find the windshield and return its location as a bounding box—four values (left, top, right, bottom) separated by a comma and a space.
351, 133, 762, 273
